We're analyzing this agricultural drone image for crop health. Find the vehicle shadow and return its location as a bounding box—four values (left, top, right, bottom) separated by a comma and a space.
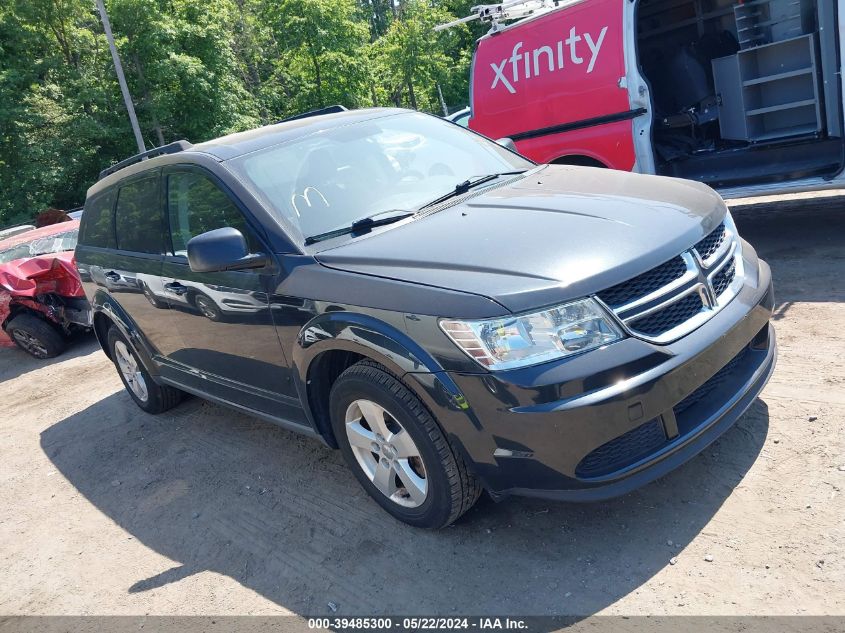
41, 391, 769, 617
0, 332, 99, 383
732, 195, 845, 321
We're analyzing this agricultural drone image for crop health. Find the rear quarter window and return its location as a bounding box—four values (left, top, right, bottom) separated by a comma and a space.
78, 191, 116, 249
114, 175, 164, 254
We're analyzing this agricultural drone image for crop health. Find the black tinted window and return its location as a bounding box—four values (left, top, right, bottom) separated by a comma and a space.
167, 171, 259, 255
79, 191, 115, 248
114, 175, 163, 254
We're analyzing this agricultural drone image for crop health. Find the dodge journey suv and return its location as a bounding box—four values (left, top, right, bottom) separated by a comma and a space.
75, 108, 776, 528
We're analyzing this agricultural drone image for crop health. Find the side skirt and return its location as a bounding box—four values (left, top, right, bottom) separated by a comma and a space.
158, 375, 325, 443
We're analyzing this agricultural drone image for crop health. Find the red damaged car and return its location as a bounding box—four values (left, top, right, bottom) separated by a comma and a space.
0, 220, 91, 358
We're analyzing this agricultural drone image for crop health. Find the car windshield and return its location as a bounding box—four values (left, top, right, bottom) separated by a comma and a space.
227, 111, 533, 244
0, 229, 79, 264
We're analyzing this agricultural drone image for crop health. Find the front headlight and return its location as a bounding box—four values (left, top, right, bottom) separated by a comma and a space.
440, 298, 623, 371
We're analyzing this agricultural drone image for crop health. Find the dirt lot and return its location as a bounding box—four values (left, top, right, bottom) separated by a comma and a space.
1, 193, 843, 617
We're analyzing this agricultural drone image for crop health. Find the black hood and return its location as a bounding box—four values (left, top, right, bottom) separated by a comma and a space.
314, 165, 727, 314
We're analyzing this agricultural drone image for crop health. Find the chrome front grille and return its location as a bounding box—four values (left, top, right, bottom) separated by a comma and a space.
711, 257, 737, 297
598, 256, 687, 308
628, 291, 705, 337
694, 223, 727, 262
596, 218, 744, 344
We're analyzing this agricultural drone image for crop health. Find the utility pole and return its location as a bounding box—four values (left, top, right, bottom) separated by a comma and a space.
436, 83, 448, 117
96, 0, 146, 154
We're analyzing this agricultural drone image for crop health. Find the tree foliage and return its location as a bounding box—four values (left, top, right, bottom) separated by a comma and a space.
0, 0, 474, 226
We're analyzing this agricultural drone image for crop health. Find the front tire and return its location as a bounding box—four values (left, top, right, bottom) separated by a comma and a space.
330, 361, 481, 528
107, 327, 182, 414
6, 313, 66, 359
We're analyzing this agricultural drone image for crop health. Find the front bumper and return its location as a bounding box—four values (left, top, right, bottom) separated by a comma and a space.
409, 253, 776, 501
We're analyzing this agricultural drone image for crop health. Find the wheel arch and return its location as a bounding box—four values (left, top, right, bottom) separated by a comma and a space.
89, 290, 158, 373
2, 302, 55, 331
92, 311, 115, 360
293, 312, 462, 448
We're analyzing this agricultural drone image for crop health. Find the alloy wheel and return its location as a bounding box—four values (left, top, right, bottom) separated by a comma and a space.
11, 329, 48, 358
114, 340, 149, 402
344, 399, 428, 508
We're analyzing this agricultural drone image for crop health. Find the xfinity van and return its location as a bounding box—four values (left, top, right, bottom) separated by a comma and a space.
462, 0, 843, 198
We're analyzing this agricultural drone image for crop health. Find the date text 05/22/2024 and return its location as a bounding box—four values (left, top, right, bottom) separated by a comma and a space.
307, 618, 529, 630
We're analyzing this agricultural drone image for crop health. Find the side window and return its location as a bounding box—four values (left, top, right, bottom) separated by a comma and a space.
166, 171, 260, 256
114, 176, 164, 254
79, 191, 115, 248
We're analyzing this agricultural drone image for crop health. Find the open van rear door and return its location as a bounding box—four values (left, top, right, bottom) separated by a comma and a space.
469, 0, 646, 170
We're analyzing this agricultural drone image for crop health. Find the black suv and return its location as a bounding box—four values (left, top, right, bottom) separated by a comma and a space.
75, 108, 776, 528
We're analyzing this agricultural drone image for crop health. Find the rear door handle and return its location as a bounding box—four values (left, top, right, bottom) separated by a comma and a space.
104, 271, 121, 282
164, 281, 189, 296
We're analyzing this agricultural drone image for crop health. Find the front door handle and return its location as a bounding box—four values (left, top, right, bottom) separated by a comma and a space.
164, 281, 189, 296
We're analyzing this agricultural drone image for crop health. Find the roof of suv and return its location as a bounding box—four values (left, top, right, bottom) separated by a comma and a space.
191, 107, 402, 161
88, 107, 404, 198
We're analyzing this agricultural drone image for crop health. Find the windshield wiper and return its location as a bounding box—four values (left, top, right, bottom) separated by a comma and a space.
304, 209, 414, 245
419, 170, 527, 210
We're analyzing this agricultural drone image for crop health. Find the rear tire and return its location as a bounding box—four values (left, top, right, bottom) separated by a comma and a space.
330, 360, 481, 528
107, 327, 182, 414
6, 313, 66, 359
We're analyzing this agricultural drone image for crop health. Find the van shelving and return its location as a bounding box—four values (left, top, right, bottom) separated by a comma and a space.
639, 0, 737, 42
713, 33, 823, 142
734, 0, 814, 49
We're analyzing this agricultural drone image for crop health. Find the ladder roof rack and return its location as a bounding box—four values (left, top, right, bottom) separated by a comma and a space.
98, 140, 192, 181
435, 0, 580, 33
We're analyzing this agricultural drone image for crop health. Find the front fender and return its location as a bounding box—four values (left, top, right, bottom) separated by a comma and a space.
294, 311, 442, 380
293, 312, 478, 447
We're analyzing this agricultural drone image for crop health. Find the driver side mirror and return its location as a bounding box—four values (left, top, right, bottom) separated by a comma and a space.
495, 137, 518, 152
187, 227, 267, 273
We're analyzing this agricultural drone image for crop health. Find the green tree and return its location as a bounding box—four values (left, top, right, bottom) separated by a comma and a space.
0, 0, 477, 227
371, 0, 469, 111
0, 0, 133, 224
261, 0, 371, 113
108, 0, 261, 142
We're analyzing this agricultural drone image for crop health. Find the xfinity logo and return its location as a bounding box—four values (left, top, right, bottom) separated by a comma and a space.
490, 26, 609, 94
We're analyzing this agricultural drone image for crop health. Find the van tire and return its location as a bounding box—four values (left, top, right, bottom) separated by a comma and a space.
7, 313, 66, 359
330, 360, 481, 528
107, 326, 183, 414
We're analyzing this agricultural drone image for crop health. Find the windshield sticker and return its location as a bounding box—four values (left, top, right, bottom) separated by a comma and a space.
291, 187, 329, 218
490, 25, 608, 94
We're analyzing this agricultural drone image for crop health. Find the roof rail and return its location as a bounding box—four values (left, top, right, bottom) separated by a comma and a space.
98, 139, 192, 181
278, 105, 348, 124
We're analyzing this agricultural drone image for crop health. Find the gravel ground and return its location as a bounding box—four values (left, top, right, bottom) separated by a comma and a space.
0, 192, 843, 617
